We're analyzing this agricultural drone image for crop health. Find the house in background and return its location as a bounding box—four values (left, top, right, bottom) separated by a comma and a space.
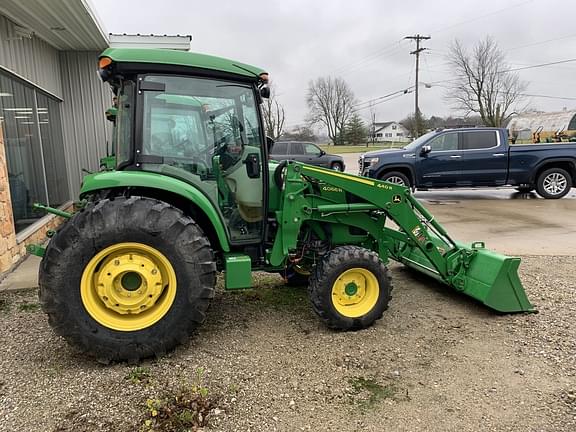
372, 121, 410, 143
0, 0, 191, 275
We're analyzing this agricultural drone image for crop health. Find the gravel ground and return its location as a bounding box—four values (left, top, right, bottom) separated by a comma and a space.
0, 255, 575, 432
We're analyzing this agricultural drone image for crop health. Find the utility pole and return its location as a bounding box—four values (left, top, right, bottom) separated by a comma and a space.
405, 34, 430, 137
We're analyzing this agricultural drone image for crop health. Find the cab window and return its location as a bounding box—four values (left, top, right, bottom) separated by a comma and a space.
427, 133, 458, 151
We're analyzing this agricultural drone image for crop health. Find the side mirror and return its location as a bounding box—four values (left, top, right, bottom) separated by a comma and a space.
420, 145, 432, 156
319, 150, 326, 156
244, 153, 261, 179
260, 86, 271, 99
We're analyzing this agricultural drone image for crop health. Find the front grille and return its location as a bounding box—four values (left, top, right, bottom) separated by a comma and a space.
358, 157, 364, 174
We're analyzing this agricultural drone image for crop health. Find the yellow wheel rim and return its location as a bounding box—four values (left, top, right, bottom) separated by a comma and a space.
80, 242, 177, 332
331, 267, 379, 318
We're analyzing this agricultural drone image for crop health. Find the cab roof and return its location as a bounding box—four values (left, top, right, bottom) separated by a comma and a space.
100, 47, 266, 81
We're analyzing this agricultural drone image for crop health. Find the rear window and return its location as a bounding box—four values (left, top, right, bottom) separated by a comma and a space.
462, 131, 498, 150
271, 142, 288, 155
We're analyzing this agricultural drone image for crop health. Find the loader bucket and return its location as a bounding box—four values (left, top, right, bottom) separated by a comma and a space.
458, 246, 534, 313
398, 242, 535, 313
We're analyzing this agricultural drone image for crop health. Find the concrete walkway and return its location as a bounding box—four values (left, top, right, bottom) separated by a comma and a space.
0, 255, 40, 292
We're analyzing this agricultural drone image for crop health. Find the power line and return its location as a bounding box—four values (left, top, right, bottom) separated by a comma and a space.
329, 39, 406, 76
507, 58, 576, 72
505, 32, 576, 52
428, 0, 533, 35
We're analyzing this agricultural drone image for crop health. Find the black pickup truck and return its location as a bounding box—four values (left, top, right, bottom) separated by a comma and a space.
359, 127, 576, 199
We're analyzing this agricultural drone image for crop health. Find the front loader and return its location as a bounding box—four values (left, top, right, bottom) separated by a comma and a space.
33, 48, 534, 362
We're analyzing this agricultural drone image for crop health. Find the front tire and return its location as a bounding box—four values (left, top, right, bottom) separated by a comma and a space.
536, 168, 572, 199
39, 196, 216, 362
308, 246, 391, 330
380, 171, 411, 188
330, 162, 343, 171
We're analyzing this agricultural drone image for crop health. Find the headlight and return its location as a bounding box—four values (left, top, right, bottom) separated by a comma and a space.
367, 157, 379, 164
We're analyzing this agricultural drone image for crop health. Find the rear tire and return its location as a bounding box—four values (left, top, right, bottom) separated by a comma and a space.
380, 171, 411, 188
535, 167, 572, 199
39, 196, 216, 362
308, 246, 391, 330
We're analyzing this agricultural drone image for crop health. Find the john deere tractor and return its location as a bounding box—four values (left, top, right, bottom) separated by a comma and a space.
34, 48, 533, 362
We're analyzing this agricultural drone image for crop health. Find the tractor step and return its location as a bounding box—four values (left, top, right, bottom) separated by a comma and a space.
224, 253, 252, 290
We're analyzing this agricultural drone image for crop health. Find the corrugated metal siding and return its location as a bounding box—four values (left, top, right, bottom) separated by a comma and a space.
59, 51, 112, 197
0, 14, 62, 98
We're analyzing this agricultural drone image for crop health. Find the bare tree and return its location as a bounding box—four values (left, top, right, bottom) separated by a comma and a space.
306, 77, 356, 145
445, 36, 527, 127
262, 86, 285, 140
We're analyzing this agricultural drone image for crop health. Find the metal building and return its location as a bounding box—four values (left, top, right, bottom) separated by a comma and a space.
507, 110, 576, 143
0, 0, 190, 274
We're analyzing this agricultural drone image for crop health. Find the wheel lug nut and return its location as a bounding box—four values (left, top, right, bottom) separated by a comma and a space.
114, 259, 120, 266
151, 269, 158, 275
140, 305, 146, 309
102, 296, 108, 301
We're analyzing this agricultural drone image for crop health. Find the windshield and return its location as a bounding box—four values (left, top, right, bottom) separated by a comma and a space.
140, 76, 262, 164
402, 131, 437, 151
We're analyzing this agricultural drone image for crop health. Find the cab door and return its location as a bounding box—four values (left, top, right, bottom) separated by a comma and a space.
459, 130, 506, 186
417, 132, 461, 187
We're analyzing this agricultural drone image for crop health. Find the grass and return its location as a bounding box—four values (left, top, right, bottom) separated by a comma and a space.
141, 368, 218, 432
319, 143, 405, 153
0, 298, 9, 314
125, 366, 152, 385
348, 376, 400, 409
18, 302, 41, 312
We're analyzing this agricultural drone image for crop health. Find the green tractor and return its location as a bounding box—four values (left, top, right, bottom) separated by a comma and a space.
34, 48, 533, 362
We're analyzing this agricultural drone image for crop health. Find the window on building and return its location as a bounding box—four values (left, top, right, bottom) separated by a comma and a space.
385, 133, 392, 138
0, 71, 70, 233
376, 133, 383, 137
397, 133, 403, 137
392, 125, 397, 130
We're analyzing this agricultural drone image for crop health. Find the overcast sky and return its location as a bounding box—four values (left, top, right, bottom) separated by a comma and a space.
92, 0, 575, 131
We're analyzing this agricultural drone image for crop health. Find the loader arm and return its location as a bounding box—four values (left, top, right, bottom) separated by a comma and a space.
269, 162, 534, 313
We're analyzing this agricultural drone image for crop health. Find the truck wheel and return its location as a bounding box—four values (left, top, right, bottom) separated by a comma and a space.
380, 171, 410, 188
536, 168, 572, 199
308, 246, 391, 330
330, 162, 343, 171
39, 196, 216, 362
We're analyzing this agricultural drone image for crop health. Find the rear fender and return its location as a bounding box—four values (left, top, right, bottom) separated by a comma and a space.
80, 171, 230, 252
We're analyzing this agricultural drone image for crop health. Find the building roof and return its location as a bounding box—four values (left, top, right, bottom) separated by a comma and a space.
0, 0, 108, 50
102, 47, 267, 80
374, 121, 394, 128
508, 110, 576, 133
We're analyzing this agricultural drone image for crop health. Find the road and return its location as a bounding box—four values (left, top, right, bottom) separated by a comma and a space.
341, 152, 576, 256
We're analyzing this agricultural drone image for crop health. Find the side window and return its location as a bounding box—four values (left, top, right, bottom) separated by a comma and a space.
272, 142, 287, 155
462, 131, 498, 150
303, 143, 320, 155
290, 142, 304, 155
428, 133, 458, 151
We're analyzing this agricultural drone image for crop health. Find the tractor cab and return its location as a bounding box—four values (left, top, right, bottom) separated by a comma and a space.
98, 48, 270, 243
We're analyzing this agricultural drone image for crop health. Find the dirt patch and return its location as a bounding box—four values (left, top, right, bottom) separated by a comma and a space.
0, 256, 574, 432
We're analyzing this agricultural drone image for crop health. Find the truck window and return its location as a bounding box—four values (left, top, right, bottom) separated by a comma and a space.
303, 143, 321, 156
290, 142, 304, 155
272, 142, 288, 155
428, 133, 458, 151
462, 131, 498, 150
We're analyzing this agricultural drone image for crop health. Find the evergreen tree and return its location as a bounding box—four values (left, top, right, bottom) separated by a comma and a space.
343, 114, 367, 145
